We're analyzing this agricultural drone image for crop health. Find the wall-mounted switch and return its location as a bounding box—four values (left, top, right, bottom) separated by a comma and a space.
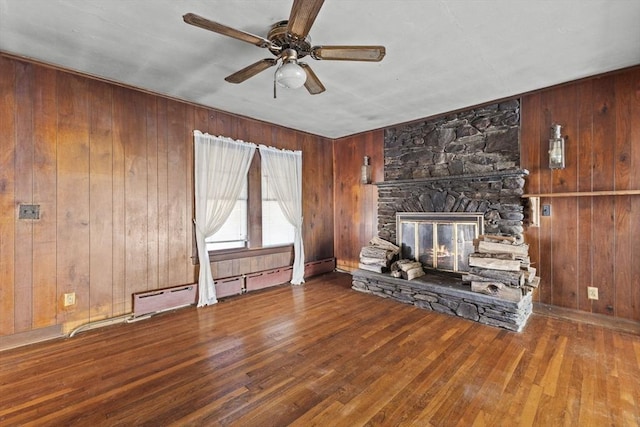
541, 204, 551, 216
19, 204, 40, 220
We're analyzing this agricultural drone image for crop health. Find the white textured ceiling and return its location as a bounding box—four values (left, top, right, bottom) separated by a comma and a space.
1, 0, 639, 139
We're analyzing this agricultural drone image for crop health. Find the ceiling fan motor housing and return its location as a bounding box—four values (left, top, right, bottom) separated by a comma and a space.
268, 20, 311, 58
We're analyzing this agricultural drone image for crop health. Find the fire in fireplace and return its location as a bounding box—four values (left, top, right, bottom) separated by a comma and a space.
396, 212, 484, 273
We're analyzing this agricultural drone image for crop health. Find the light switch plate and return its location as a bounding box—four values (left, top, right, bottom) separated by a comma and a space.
541, 205, 551, 216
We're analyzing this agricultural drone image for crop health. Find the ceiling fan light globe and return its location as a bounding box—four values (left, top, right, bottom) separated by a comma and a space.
275, 62, 307, 89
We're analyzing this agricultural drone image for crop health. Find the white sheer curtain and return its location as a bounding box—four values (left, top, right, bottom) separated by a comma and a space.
194, 131, 256, 306
259, 145, 305, 285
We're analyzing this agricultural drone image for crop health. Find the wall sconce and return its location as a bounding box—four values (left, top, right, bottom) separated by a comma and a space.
361, 156, 372, 184
548, 123, 565, 169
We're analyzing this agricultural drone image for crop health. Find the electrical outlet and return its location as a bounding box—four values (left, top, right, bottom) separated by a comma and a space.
19, 204, 40, 220
63, 292, 76, 306
541, 204, 551, 216
587, 287, 598, 300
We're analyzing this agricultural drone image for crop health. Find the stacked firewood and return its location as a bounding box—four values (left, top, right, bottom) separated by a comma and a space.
390, 259, 426, 280
462, 234, 539, 302
358, 236, 400, 273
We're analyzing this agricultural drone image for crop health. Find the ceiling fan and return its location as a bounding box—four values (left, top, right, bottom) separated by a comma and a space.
183, 0, 386, 96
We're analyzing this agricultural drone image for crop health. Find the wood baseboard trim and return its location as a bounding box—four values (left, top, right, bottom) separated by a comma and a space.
0, 325, 65, 352
534, 302, 640, 334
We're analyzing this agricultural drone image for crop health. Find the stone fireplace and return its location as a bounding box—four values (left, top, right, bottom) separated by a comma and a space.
352, 100, 534, 331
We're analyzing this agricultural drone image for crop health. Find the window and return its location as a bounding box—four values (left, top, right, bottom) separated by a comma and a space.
205, 179, 248, 251
262, 168, 295, 247
204, 152, 294, 253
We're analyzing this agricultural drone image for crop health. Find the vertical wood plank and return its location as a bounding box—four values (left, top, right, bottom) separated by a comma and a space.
549, 84, 578, 309
537, 91, 555, 304
156, 98, 169, 287
184, 107, 197, 283
32, 66, 58, 328
551, 198, 578, 309
111, 87, 127, 315
88, 80, 114, 321
166, 100, 189, 285
14, 60, 35, 332
56, 73, 90, 331
613, 72, 636, 319
0, 56, 17, 335
317, 132, 332, 260
628, 70, 640, 322
123, 90, 149, 309
192, 107, 209, 267
146, 95, 159, 290
590, 77, 616, 316
300, 132, 317, 261
576, 80, 594, 312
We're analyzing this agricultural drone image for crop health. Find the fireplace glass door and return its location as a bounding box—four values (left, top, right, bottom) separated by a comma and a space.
397, 213, 483, 273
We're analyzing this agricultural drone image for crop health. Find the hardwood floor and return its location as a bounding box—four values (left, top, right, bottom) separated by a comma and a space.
1, 272, 639, 426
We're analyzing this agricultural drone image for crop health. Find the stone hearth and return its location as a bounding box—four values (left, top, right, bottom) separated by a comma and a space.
352, 269, 532, 332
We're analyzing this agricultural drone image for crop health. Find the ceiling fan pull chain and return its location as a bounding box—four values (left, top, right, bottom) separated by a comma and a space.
273, 65, 279, 99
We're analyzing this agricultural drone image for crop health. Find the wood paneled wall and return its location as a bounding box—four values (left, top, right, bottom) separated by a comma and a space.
333, 131, 384, 271
0, 54, 333, 339
521, 66, 640, 321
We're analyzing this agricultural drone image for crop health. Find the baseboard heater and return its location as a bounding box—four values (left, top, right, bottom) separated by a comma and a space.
304, 258, 336, 276
215, 257, 336, 297
132, 283, 197, 319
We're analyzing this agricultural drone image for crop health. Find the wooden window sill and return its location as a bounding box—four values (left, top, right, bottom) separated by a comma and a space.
207, 245, 293, 262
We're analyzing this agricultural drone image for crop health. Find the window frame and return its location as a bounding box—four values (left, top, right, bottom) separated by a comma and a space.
192, 152, 294, 264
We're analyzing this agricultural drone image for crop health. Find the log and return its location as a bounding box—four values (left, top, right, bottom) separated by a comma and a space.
358, 263, 386, 273
399, 261, 422, 272
461, 273, 493, 283
468, 255, 521, 272
524, 267, 537, 283
467, 267, 525, 287
369, 236, 400, 254
527, 277, 540, 288
393, 260, 422, 272
476, 240, 529, 257
478, 234, 517, 243
471, 281, 522, 302
359, 256, 388, 266
402, 267, 425, 280
360, 246, 393, 260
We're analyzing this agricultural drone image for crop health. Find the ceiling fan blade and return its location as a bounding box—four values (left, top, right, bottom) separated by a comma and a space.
183, 13, 273, 48
311, 45, 386, 62
299, 63, 326, 95
287, 0, 325, 40
225, 59, 278, 84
